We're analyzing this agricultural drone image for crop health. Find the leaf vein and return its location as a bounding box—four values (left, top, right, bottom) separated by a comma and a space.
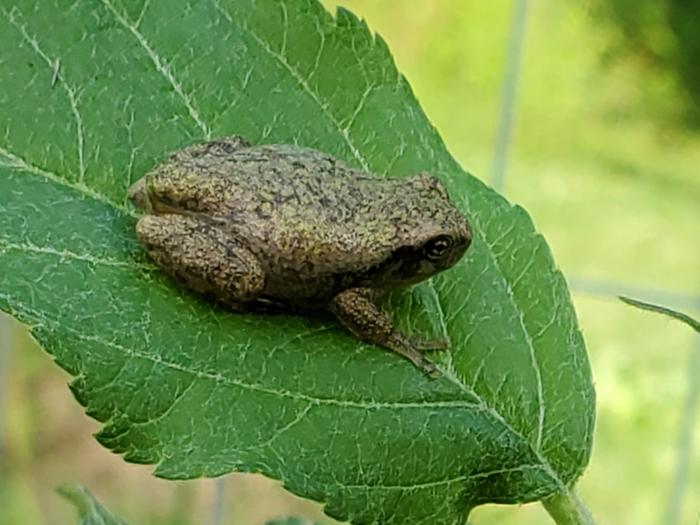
212, 0, 370, 171
0, 145, 135, 217
249, 402, 314, 451
339, 464, 547, 491
0, 239, 154, 270
481, 231, 546, 450
10, 305, 482, 411
4, 7, 86, 182
131, 375, 198, 428
99, 0, 212, 139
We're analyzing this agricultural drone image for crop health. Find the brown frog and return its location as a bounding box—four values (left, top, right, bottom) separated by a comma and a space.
128, 136, 472, 377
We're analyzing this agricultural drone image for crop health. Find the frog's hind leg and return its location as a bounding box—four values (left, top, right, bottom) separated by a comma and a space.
136, 214, 265, 306
330, 287, 441, 378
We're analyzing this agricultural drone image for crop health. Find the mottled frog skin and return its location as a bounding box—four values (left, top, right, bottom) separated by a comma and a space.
128, 136, 472, 376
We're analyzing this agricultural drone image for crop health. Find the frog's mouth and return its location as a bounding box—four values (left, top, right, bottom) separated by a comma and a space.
364, 246, 439, 288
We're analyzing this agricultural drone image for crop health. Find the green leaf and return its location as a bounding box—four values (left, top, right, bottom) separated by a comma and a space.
57, 484, 128, 525
620, 296, 700, 332
0, 1, 595, 523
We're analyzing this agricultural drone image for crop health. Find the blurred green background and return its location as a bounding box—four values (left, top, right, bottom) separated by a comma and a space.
1, 0, 698, 524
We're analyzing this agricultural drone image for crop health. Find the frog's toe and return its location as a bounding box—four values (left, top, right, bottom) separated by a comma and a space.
420, 359, 443, 379
411, 336, 450, 352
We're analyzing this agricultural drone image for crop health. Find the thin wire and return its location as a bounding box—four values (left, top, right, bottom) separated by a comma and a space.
663, 337, 700, 525
576, 278, 699, 524
490, 0, 529, 193
0, 314, 11, 473
569, 276, 700, 314
209, 477, 227, 525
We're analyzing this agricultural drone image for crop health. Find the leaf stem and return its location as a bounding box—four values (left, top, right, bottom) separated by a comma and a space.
619, 296, 700, 332
542, 488, 596, 525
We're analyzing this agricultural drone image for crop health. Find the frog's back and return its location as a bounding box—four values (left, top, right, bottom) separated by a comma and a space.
220, 144, 400, 265
218, 143, 385, 210
142, 138, 470, 305
160, 140, 401, 282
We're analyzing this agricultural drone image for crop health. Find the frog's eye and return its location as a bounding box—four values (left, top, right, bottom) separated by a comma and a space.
424, 235, 453, 260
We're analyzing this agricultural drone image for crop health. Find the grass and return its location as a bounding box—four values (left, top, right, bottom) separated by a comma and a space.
2, 0, 699, 523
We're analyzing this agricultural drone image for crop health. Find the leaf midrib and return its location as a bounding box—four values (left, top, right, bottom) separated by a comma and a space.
0, 145, 135, 217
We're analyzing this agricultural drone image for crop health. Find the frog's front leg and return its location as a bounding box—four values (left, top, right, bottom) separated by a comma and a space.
330, 288, 442, 378
135, 214, 266, 309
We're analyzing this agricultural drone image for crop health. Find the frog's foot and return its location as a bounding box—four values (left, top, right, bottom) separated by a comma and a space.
385, 333, 442, 378
330, 287, 442, 378
409, 336, 449, 352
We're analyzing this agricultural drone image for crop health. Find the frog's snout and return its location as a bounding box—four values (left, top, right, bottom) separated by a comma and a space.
128, 178, 153, 212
